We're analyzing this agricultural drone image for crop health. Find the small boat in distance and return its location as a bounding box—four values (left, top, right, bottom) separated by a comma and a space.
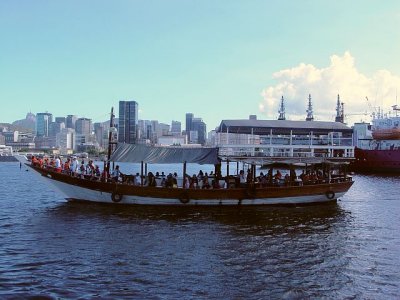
24, 108, 354, 206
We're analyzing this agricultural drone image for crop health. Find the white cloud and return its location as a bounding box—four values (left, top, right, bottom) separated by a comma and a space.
260, 52, 400, 124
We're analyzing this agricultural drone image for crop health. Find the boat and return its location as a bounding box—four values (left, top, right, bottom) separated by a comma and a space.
352, 106, 400, 173
23, 108, 354, 206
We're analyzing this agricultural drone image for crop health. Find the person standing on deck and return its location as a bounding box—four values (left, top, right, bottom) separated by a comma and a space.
239, 170, 246, 187
70, 157, 78, 176
55, 156, 62, 173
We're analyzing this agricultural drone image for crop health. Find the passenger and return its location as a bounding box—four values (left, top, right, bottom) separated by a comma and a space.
31, 155, 38, 166
165, 173, 174, 188
79, 161, 86, 177
111, 165, 121, 182
160, 177, 166, 187
257, 172, 264, 183
246, 169, 253, 183
55, 156, 62, 173
155, 171, 160, 178
147, 172, 157, 187
202, 173, 210, 189
161, 171, 166, 178
260, 174, 268, 188
284, 174, 290, 186
70, 157, 78, 176
197, 170, 204, 180
184, 175, 190, 189
274, 170, 282, 180
172, 174, 178, 188
94, 165, 101, 178
135, 173, 141, 185
190, 174, 198, 188
239, 170, 246, 187
64, 158, 71, 174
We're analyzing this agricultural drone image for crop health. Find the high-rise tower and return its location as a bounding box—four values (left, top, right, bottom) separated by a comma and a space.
36, 112, 53, 137
118, 100, 138, 144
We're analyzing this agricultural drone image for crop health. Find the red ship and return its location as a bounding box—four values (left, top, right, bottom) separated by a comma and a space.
352, 106, 400, 173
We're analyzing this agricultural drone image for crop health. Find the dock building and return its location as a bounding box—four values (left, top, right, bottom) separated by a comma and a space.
214, 95, 353, 163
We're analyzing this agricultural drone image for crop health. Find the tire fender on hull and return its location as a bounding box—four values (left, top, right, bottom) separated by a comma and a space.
179, 192, 190, 204
111, 192, 123, 203
325, 191, 335, 200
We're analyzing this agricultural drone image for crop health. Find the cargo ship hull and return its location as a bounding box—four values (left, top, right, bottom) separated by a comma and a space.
352, 147, 400, 173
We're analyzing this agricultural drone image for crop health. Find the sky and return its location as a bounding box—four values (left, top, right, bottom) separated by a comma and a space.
1, 0, 399, 129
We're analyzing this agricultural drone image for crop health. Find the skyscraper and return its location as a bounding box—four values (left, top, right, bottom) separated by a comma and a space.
36, 112, 53, 137
185, 113, 193, 138
66, 115, 77, 129
191, 117, 207, 145
118, 100, 138, 144
75, 118, 92, 135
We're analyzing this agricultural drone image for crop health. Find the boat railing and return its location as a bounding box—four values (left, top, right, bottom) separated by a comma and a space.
35, 163, 352, 190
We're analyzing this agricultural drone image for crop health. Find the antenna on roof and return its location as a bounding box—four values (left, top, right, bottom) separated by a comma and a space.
335, 94, 344, 123
278, 96, 286, 120
306, 94, 314, 121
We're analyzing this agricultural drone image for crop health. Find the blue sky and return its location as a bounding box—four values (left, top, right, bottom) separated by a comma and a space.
1, 0, 399, 129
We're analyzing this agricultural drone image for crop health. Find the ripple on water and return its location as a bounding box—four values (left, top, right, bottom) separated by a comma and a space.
0, 164, 400, 298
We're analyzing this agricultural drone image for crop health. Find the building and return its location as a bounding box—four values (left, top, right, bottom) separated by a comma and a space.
2, 131, 18, 143
74, 118, 94, 150
157, 135, 186, 146
49, 121, 65, 138
137, 119, 153, 143
191, 117, 207, 145
55, 117, 66, 124
75, 118, 92, 135
56, 128, 75, 154
185, 113, 207, 145
171, 120, 181, 135
36, 112, 53, 137
118, 100, 138, 144
215, 116, 354, 159
94, 121, 110, 149
66, 115, 77, 129
34, 136, 53, 149
185, 113, 194, 139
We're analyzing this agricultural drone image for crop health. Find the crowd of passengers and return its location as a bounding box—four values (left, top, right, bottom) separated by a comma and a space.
31, 155, 340, 188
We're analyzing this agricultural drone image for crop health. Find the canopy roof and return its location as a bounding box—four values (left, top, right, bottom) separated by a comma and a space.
110, 144, 220, 165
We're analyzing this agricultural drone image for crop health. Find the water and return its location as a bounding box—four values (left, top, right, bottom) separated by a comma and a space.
0, 162, 399, 299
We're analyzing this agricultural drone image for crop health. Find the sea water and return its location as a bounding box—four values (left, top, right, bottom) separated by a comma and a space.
0, 162, 399, 299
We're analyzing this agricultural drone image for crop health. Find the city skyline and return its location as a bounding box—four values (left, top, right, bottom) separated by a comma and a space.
1, 1, 400, 127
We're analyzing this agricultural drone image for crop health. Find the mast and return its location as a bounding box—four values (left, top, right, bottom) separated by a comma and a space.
306, 94, 314, 121
106, 107, 116, 175
278, 96, 286, 120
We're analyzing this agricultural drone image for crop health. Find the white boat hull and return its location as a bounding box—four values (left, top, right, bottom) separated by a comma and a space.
49, 177, 343, 206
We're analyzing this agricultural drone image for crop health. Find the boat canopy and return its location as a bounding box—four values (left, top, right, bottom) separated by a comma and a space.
110, 144, 220, 165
